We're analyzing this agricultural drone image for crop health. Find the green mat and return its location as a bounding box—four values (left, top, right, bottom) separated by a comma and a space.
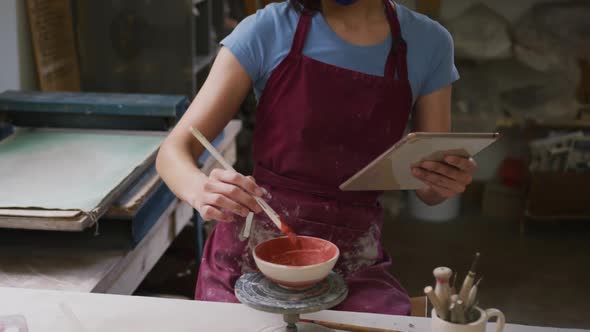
0, 128, 165, 211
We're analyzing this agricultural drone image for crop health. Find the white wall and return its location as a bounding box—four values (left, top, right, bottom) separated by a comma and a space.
0, 0, 37, 92
410, 0, 573, 181
402, 0, 571, 22
438, 0, 571, 22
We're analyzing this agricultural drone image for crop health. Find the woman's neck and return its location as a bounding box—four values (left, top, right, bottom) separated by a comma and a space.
321, 0, 387, 26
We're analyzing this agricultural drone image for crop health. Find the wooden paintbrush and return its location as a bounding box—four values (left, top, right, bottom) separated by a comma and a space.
189, 126, 284, 231
300, 319, 400, 332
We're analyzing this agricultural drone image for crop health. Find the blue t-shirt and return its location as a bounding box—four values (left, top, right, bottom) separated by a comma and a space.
221, 1, 459, 104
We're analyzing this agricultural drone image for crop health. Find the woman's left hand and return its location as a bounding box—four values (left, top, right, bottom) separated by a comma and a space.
412, 155, 477, 202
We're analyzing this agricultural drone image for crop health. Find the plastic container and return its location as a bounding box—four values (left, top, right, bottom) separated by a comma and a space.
408, 192, 461, 222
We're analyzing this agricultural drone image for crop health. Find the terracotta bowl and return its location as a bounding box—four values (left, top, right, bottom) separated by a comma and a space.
253, 236, 339, 290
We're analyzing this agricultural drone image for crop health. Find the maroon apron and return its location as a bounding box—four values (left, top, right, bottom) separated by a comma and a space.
196, 0, 413, 315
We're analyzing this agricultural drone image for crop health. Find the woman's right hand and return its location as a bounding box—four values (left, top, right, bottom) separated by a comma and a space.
191, 169, 264, 222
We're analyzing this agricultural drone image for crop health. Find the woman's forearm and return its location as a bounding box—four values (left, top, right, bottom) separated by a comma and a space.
156, 139, 207, 205
413, 85, 452, 206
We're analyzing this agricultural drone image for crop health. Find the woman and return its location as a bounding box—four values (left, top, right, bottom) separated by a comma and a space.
156, 0, 476, 315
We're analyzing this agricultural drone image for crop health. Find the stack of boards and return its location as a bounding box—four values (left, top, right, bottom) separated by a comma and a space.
0, 128, 166, 231
0, 120, 238, 233
0, 90, 193, 233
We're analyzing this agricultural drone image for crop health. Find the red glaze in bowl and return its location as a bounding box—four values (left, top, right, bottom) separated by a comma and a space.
253, 236, 339, 290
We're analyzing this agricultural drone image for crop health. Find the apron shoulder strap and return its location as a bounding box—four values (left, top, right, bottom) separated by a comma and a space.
384, 0, 408, 81
289, 10, 313, 56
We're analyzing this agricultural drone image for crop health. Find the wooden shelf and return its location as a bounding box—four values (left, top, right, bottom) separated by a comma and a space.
76, 0, 224, 98
193, 54, 215, 74
193, 45, 220, 75
496, 117, 590, 130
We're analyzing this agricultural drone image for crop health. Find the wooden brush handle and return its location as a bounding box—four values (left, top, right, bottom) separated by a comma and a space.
300, 319, 400, 332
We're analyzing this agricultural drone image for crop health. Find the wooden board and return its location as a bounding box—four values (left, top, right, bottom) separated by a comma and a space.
26, 0, 80, 91
0, 90, 187, 118
0, 121, 243, 296
105, 169, 161, 219
0, 209, 81, 218
0, 209, 89, 231
0, 213, 91, 231
0, 121, 240, 230
0, 148, 158, 231
0, 142, 236, 292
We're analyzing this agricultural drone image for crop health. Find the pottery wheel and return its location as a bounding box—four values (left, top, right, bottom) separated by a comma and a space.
236, 272, 348, 332
235, 272, 348, 315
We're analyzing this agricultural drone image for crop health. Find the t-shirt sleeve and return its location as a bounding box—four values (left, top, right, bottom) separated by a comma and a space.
419, 23, 460, 97
220, 9, 276, 84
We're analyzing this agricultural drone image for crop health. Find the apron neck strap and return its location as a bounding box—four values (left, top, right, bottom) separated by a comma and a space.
290, 2, 407, 81
290, 9, 313, 55
384, 0, 408, 80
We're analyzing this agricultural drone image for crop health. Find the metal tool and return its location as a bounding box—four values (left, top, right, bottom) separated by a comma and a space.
448, 302, 458, 324
448, 294, 459, 323
425, 253, 487, 325
455, 300, 467, 324
466, 277, 483, 309
458, 253, 480, 302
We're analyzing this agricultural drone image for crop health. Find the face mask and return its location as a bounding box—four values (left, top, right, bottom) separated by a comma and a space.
334, 0, 358, 5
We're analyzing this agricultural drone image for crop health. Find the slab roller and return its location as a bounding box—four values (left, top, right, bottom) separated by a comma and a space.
235, 272, 348, 332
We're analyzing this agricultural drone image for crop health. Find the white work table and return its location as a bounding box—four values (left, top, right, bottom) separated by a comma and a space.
0, 287, 585, 332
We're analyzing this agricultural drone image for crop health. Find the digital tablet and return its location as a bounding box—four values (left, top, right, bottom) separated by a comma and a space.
339, 132, 500, 191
